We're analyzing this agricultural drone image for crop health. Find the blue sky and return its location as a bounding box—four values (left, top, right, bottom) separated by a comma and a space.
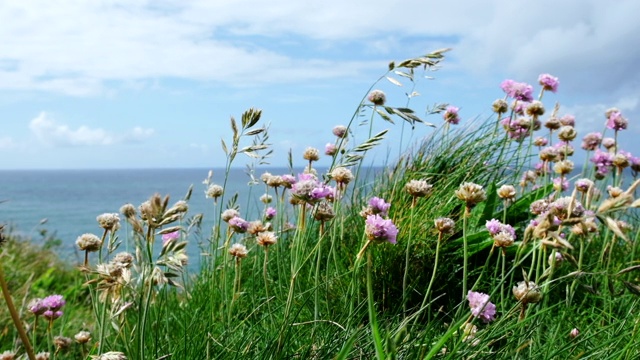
1, 0, 639, 169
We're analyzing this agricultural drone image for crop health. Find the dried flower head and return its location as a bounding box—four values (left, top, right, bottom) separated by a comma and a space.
205, 184, 224, 199
228, 243, 248, 258
74, 331, 92, 344
119, 203, 136, 219
0, 350, 16, 360
602, 137, 616, 150
54, 336, 72, 351
331, 167, 354, 185
35, 352, 50, 360
91, 352, 127, 360
221, 209, 240, 222
112, 252, 134, 268
367, 90, 386, 106
526, 101, 545, 117
313, 201, 336, 222
497, 185, 517, 201
560, 114, 575, 127
260, 194, 273, 204
553, 160, 574, 176
513, 280, 542, 304
76, 233, 102, 252
455, 182, 486, 210
303, 147, 320, 162
256, 231, 278, 247
247, 220, 270, 235
533, 137, 548, 147
467, 291, 497, 323
97, 213, 120, 231
581, 132, 602, 151
405, 179, 433, 198
492, 99, 509, 113
333, 125, 348, 138
558, 126, 577, 142
434, 217, 455, 234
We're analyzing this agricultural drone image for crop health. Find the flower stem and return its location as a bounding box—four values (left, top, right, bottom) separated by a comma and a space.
0, 262, 36, 360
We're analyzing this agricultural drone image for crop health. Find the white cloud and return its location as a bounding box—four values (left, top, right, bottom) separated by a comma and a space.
28, 112, 154, 146
0, 0, 638, 100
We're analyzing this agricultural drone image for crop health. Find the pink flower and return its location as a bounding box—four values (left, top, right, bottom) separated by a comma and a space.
467, 291, 496, 323
325, 143, 337, 156
443, 106, 461, 125
368, 197, 391, 217
265, 207, 276, 220
538, 73, 559, 93
606, 111, 628, 131
228, 216, 249, 233
161, 231, 180, 246
501, 79, 534, 102
365, 214, 398, 244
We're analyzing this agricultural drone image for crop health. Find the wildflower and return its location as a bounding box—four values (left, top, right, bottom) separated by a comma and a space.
247, 220, 269, 235
265, 174, 283, 188
333, 125, 348, 138
606, 110, 628, 131
602, 137, 616, 150
575, 179, 594, 193
555, 142, 574, 159
365, 214, 398, 244
205, 184, 224, 200
291, 173, 330, 204
405, 179, 433, 198
539, 146, 559, 162
112, 252, 134, 268
538, 73, 559, 93
260, 194, 273, 204
467, 291, 497, 323
303, 147, 320, 162
443, 106, 461, 125
548, 251, 564, 266
590, 149, 613, 175
501, 79, 533, 102
228, 216, 249, 233
434, 217, 455, 234
331, 167, 354, 187
513, 281, 542, 304
553, 160, 574, 176
569, 328, 580, 339
221, 209, 240, 222
325, 143, 337, 156
119, 203, 136, 218
74, 331, 91, 344
91, 352, 127, 360
360, 197, 391, 217
228, 243, 248, 259
97, 213, 120, 231
161, 231, 180, 246
28, 298, 46, 316
281, 174, 296, 189
76, 233, 102, 252
0, 350, 16, 360
455, 182, 487, 212
581, 132, 602, 151
35, 353, 50, 360
486, 219, 516, 248
557, 126, 577, 142
492, 99, 508, 113
54, 336, 72, 351
313, 201, 335, 222
41, 294, 65, 311
560, 114, 575, 127
530, 199, 549, 215
497, 185, 516, 201
256, 231, 278, 247
367, 90, 386, 106
549, 196, 585, 219
265, 207, 276, 220
460, 323, 480, 346
526, 101, 545, 117
613, 152, 630, 169
544, 116, 562, 131
533, 137, 548, 147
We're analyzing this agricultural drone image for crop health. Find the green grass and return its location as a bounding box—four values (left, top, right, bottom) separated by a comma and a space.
2, 50, 640, 359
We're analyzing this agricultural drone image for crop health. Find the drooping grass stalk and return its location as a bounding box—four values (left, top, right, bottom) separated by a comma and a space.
0, 261, 36, 360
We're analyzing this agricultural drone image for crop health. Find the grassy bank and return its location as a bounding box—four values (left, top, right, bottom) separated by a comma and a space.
2, 50, 640, 359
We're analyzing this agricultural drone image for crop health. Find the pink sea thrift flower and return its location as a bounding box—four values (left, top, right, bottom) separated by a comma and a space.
581, 132, 602, 151
538, 73, 559, 93
228, 216, 249, 233
443, 106, 461, 125
161, 231, 180, 246
365, 214, 398, 244
467, 291, 496, 323
501, 79, 534, 102
368, 197, 391, 216
265, 207, 276, 220
325, 143, 337, 156
606, 111, 628, 131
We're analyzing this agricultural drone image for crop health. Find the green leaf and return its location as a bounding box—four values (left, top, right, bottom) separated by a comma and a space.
475, 182, 498, 228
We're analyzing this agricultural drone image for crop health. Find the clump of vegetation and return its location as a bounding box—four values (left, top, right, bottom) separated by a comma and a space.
2, 49, 640, 359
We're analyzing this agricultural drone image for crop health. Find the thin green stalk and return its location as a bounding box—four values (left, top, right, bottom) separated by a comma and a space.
420, 231, 443, 323
462, 208, 469, 301
367, 250, 385, 360
402, 198, 416, 316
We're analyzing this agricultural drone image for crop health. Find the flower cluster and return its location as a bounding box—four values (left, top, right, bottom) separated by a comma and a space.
500, 79, 534, 102
291, 173, 332, 205
360, 196, 391, 217
28, 295, 66, 321
365, 214, 398, 244
467, 291, 496, 323
486, 219, 516, 248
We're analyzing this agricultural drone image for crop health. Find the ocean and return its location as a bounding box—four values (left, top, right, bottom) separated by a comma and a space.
0, 167, 296, 267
